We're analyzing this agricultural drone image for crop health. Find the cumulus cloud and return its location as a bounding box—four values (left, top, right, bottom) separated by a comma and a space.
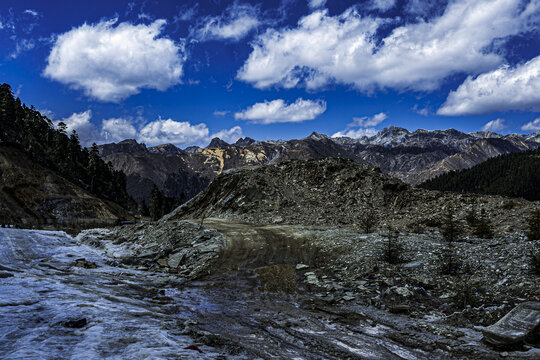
481, 118, 506, 132
55, 110, 98, 146
101, 118, 138, 142
308, 0, 327, 10
332, 112, 388, 138
234, 98, 326, 124
350, 112, 388, 127
44, 19, 184, 102
521, 118, 540, 132
139, 118, 209, 145
370, 0, 396, 12
211, 126, 243, 143
193, 3, 260, 41
238, 1, 536, 92
332, 128, 378, 138
438, 56, 540, 115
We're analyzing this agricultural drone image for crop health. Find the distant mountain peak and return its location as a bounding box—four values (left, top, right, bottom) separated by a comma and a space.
97, 139, 148, 156
207, 137, 229, 148
306, 131, 331, 141
235, 137, 257, 146
148, 143, 183, 155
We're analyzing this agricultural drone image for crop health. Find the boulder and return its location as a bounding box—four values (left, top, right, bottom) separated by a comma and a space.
482, 301, 540, 346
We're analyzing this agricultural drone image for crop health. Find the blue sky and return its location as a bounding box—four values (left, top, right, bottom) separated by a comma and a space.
1, 0, 540, 148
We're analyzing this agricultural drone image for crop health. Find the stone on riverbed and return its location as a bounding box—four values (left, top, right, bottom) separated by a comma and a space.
482, 301, 540, 346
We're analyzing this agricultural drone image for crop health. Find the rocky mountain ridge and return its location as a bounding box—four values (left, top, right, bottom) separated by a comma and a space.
98, 127, 540, 205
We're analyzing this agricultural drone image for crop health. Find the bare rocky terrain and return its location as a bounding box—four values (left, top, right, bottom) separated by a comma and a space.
76, 157, 540, 359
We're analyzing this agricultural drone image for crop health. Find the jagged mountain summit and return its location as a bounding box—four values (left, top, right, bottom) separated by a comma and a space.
97, 127, 540, 205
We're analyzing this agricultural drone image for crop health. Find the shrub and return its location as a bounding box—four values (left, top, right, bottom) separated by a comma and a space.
439, 207, 463, 242
452, 270, 481, 309
359, 210, 378, 233
381, 229, 405, 264
525, 209, 540, 241
438, 243, 463, 275
465, 207, 478, 226
472, 209, 494, 239
531, 247, 540, 275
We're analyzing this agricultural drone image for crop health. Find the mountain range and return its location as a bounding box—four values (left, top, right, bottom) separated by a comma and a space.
97, 127, 540, 205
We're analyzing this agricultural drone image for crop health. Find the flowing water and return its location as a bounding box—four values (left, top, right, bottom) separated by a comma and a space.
0, 228, 237, 359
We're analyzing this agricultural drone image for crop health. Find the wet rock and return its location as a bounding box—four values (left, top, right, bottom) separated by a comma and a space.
295, 263, 309, 270
63, 318, 87, 328
72, 258, 97, 269
167, 252, 184, 268
403, 261, 422, 269
0, 271, 14, 278
304, 272, 319, 286
482, 301, 540, 346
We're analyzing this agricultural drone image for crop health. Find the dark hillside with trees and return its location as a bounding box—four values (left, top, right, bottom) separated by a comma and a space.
0, 83, 135, 210
418, 148, 540, 200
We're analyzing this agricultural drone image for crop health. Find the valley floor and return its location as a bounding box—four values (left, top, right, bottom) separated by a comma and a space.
69, 218, 540, 359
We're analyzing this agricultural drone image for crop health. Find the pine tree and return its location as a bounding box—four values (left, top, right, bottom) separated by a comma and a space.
440, 207, 463, 242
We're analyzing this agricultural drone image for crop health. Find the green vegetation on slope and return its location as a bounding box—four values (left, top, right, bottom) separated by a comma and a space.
0, 83, 135, 210
419, 148, 540, 200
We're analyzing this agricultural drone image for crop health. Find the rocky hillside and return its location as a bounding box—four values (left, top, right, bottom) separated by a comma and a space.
0, 145, 131, 227
99, 128, 539, 204
170, 158, 538, 234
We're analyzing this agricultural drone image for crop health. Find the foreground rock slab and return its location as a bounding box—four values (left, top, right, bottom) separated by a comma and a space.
483, 302, 540, 346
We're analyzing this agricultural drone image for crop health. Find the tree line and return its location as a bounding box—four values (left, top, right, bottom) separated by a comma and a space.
419, 148, 540, 201
0, 83, 135, 211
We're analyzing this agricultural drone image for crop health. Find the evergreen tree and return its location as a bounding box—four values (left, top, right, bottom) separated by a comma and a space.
472, 209, 494, 239
0, 83, 134, 210
440, 207, 463, 242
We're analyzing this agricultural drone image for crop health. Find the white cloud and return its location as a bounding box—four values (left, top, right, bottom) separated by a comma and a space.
350, 112, 388, 127
44, 19, 184, 102
481, 118, 506, 132
238, 1, 536, 92
56, 110, 98, 146
213, 110, 229, 116
370, 0, 396, 12
139, 118, 209, 146
24, 10, 39, 17
10, 38, 35, 59
332, 128, 378, 138
308, 0, 327, 10
333, 112, 387, 138
193, 3, 260, 41
438, 56, 540, 115
412, 104, 429, 116
521, 118, 540, 132
101, 118, 138, 142
234, 98, 326, 124
211, 126, 243, 143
